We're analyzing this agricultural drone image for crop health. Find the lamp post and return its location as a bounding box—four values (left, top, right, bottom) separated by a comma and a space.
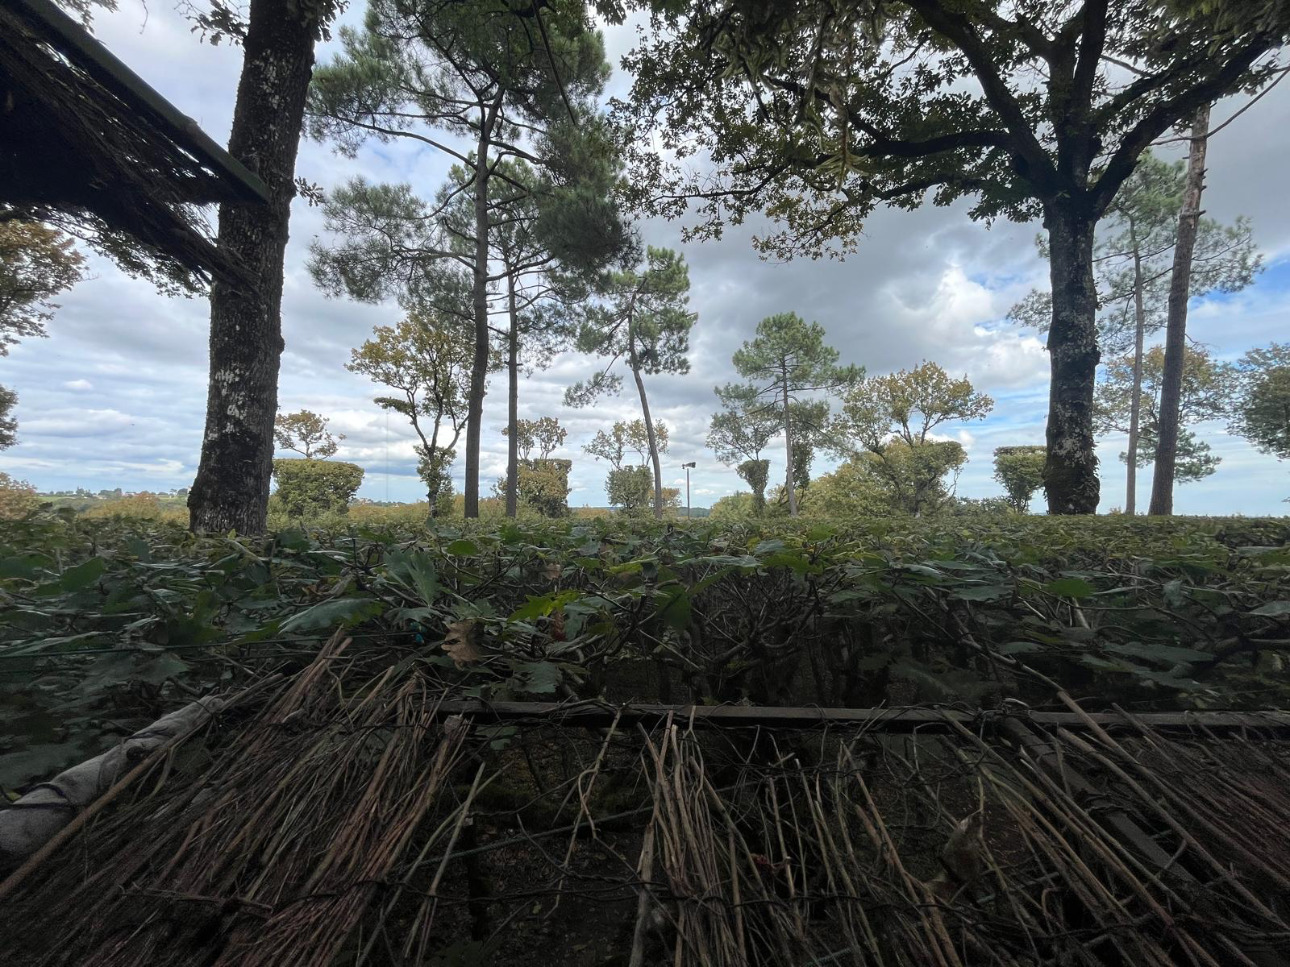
681, 462, 696, 518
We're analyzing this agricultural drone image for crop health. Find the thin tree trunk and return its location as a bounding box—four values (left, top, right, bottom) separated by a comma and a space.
1149, 104, 1210, 516
1043, 204, 1101, 514
782, 365, 797, 517
464, 96, 503, 519
1126, 223, 1147, 515
629, 334, 664, 518
188, 0, 321, 535
505, 271, 519, 518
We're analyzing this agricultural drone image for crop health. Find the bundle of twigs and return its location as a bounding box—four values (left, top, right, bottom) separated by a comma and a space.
630, 716, 1290, 966
2, 633, 473, 966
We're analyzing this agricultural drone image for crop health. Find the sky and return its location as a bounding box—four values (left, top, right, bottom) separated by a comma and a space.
2, 3, 1288, 513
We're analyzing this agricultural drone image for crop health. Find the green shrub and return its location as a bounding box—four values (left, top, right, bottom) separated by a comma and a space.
607, 466, 652, 510
709, 492, 756, 521
272, 459, 365, 519
514, 458, 572, 517
80, 493, 187, 524
0, 472, 39, 520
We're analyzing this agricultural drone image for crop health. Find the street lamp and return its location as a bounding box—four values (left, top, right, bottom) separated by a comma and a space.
681, 462, 696, 518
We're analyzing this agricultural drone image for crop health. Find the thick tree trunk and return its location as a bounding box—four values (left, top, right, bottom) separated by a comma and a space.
188, 0, 319, 535
1126, 226, 1147, 515
1043, 204, 1101, 514
629, 335, 664, 519
464, 97, 503, 519
505, 274, 519, 518
781, 366, 798, 517
1149, 104, 1210, 517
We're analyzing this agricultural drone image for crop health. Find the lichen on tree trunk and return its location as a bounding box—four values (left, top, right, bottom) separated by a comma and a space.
1043, 205, 1101, 515
188, 0, 322, 536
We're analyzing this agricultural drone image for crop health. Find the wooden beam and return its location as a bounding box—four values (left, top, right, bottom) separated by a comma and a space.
431, 701, 1290, 734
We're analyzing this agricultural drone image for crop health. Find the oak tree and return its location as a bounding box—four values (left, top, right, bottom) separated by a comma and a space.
1230, 342, 1290, 463
347, 311, 473, 512
993, 445, 1047, 512
188, 0, 345, 536
1010, 152, 1259, 512
831, 361, 992, 515
274, 409, 343, 459
618, 0, 1288, 513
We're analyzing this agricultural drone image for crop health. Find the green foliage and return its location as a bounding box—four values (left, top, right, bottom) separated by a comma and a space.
1230, 343, 1290, 463
606, 466, 653, 511
272, 459, 365, 519
723, 312, 860, 515
4, 511, 1290, 790
0, 471, 39, 520
617, 1, 1285, 258
0, 383, 17, 450
348, 312, 471, 506
1008, 154, 1263, 353
736, 459, 770, 513
566, 246, 696, 406
0, 220, 86, 355
584, 419, 669, 471
514, 459, 572, 518
993, 446, 1048, 512
1095, 344, 1236, 483
274, 409, 343, 459
708, 492, 757, 522
505, 417, 568, 461
797, 462, 890, 519
833, 361, 992, 514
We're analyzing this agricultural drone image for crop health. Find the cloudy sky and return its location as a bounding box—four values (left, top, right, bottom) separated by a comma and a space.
3, 3, 1288, 512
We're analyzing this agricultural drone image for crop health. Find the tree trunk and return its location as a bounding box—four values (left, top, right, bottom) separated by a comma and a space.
781, 365, 798, 517
1043, 204, 1101, 514
1125, 224, 1147, 515
1149, 104, 1210, 517
464, 96, 503, 519
505, 272, 519, 518
188, 0, 320, 535
629, 334, 664, 519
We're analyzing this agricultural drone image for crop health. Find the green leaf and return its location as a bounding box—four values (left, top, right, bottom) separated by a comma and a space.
0, 554, 50, 580
445, 539, 479, 557
950, 583, 1009, 601
508, 590, 580, 623
1000, 641, 1043, 655
658, 587, 692, 630
280, 597, 384, 633
56, 556, 108, 593
387, 549, 440, 606
510, 661, 562, 695
1104, 641, 1212, 665
1044, 577, 1094, 599
1250, 601, 1290, 617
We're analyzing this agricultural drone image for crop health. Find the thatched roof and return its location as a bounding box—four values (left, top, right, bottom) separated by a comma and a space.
2, 635, 1289, 965
0, 0, 267, 283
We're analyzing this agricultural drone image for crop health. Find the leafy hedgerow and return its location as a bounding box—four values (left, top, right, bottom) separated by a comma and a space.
2, 509, 1289, 790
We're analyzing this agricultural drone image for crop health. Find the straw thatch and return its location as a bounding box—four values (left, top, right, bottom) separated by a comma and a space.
2, 643, 1289, 966
0, 0, 261, 284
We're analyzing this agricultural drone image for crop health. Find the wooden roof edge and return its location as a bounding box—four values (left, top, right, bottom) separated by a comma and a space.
428, 700, 1290, 733
9, 0, 269, 206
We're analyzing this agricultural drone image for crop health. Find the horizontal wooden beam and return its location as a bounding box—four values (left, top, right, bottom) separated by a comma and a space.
432, 701, 1290, 734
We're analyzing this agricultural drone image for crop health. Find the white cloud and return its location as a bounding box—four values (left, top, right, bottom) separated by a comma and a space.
63, 379, 93, 391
